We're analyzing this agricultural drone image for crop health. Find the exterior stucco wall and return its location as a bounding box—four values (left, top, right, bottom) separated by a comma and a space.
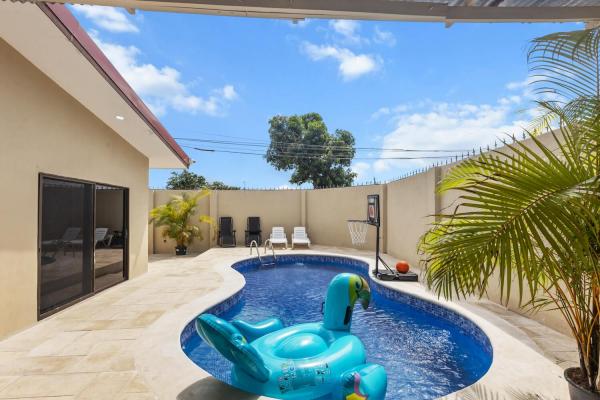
0, 39, 149, 339
305, 185, 384, 250
151, 190, 212, 253
151, 190, 302, 251
216, 190, 302, 247
386, 168, 438, 267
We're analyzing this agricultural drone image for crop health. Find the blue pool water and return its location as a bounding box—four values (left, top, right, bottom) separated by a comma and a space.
182, 257, 492, 399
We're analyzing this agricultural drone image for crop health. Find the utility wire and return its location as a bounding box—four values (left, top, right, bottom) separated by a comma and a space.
180, 145, 457, 160
174, 137, 469, 153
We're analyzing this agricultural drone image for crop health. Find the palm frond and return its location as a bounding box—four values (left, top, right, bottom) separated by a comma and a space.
420, 128, 599, 303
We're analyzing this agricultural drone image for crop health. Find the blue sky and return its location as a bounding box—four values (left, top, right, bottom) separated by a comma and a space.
69, 5, 580, 189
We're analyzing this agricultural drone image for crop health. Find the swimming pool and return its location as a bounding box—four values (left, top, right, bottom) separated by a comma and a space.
181, 255, 492, 399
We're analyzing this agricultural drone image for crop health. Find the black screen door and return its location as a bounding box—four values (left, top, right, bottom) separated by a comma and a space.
39, 176, 129, 317
39, 177, 94, 315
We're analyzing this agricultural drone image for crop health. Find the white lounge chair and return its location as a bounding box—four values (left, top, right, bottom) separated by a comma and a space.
292, 227, 311, 249
67, 227, 110, 254
269, 227, 288, 248
41, 227, 81, 256
41, 226, 81, 247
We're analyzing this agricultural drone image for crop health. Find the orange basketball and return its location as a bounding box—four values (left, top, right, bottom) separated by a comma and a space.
396, 261, 410, 274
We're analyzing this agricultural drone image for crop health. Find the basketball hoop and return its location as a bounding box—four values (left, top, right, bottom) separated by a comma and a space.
347, 220, 368, 246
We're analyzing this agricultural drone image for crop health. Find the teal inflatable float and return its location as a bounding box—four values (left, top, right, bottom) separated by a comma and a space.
196, 273, 387, 400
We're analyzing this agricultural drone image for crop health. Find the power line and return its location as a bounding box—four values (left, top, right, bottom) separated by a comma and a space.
174, 137, 470, 153
180, 145, 457, 160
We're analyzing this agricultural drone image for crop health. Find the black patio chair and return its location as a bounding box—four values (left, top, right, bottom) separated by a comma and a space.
218, 217, 236, 247
245, 216, 262, 246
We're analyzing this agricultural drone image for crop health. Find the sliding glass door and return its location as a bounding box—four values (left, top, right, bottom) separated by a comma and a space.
39, 177, 94, 315
94, 185, 127, 291
39, 175, 128, 317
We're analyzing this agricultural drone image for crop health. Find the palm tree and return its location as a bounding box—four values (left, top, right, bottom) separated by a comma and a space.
419, 28, 600, 395
149, 190, 213, 254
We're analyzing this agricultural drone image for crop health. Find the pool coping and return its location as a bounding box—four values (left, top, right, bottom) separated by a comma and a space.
134, 249, 569, 400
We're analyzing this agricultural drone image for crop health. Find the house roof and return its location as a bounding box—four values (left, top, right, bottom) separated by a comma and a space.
24, 0, 600, 24
0, 2, 190, 168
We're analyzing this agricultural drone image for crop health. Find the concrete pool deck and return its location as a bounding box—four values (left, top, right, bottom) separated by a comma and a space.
0, 247, 578, 399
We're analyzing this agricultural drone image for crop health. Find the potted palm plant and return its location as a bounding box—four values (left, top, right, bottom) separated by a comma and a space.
419, 28, 600, 400
149, 190, 213, 255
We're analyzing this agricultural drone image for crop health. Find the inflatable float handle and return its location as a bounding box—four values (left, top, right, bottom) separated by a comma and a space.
340, 363, 387, 400
232, 318, 284, 343
195, 314, 271, 382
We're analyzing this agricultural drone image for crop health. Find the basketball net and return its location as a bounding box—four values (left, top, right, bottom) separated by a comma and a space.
347, 220, 368, 246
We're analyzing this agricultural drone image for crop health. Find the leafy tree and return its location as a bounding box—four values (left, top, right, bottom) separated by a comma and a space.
166, 170, 207, 190
266, 113, 356, 188
419, 28, 600, 393
208, 181, 241, 190
166, 170, 239, 190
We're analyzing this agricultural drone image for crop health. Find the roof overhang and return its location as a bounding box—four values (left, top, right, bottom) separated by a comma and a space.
16, 0, 600, 24
0, 2, 190, 168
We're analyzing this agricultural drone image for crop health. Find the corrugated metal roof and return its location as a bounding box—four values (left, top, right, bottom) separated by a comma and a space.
21, 0, 599, 23
382, 0, 598, 5
5, 0, 600, 23
446, 0, 598, 5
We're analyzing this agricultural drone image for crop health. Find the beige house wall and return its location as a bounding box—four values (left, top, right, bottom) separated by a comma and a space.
0, 39, 149, 339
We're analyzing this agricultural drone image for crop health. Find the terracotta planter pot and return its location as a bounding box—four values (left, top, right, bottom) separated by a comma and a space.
565, 368, 600, 400
175, 246, 188, 256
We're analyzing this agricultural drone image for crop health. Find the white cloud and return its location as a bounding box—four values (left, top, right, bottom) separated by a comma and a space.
499, 95, 522, 105
329, 20, 365, 45
92, 35, 237, 116
72, 5, 138, 33
351, 161, 371, 180
371, 104, 409, 120
302, 42, 380, 80
371, 107, 391, 119
372, 100, 529, 173
506, 77, 534, 91
330, 20, 358, 37
373, 26, 396, 46
219, 85, 238, 101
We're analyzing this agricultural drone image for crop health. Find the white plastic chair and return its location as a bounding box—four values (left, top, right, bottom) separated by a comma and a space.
269, 227, 288, 248
292, 227, 311, 249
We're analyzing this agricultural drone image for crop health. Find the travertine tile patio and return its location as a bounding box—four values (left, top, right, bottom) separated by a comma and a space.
0, 247, 578, 399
